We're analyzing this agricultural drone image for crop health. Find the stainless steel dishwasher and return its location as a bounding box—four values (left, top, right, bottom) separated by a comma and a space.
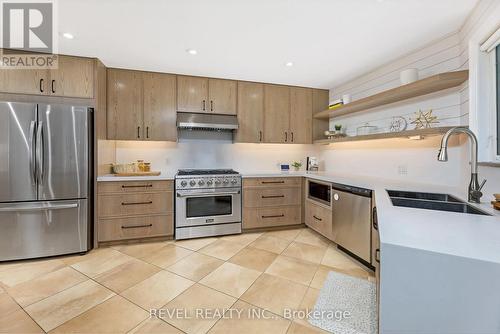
331, 183, 372, 264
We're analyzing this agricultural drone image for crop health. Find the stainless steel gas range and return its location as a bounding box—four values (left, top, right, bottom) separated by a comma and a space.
175, 169, 242, 239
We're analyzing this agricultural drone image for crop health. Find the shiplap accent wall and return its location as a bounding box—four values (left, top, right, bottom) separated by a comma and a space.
328, 32, 467, 135
321, 0, 500, 190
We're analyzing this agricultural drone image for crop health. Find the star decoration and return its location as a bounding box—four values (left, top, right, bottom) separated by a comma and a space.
410, 109, 439, 129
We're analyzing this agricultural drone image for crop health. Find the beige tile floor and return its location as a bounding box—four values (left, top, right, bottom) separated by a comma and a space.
0, 227, 374, 334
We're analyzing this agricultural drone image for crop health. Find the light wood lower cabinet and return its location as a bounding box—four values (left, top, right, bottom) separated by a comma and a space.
98, 214, 173, 242
304, 199, 332, 239
242, 177, 302, 230
97, 180, 174, 243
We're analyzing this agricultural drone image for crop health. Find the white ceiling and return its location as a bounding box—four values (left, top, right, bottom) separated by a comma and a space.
58, 0, 478, 89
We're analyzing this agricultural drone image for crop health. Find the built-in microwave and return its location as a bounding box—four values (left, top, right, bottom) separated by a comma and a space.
307, 179, 332, 207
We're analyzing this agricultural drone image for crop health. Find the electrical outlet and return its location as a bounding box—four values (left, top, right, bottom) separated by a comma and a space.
398, 165, 408, 176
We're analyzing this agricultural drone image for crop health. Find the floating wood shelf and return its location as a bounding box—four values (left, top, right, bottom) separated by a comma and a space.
313, 126, 459, 144
314, 70, 468, 120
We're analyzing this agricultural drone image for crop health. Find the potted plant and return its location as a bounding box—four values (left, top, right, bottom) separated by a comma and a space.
334, 124, 342, 133
291, 161, 302, 171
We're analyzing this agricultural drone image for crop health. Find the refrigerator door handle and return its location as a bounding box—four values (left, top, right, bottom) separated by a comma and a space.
0, 203, 78, 212
29, 121, 37, 184
36, 121, 44, 183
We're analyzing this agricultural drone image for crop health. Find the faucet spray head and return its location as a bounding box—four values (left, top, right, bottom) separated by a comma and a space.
437, 147, 448, 162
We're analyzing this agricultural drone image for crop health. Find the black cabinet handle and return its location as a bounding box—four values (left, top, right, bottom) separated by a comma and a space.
202, 100, 206, 111
137, 126, 141, 139
121, 201, 153, 206
121, 224, 153, 229
121, 184, 153, 188
261, 181, 285, 184
313, 215, 322, 221
285, 132, 288, 142
146, 126, 150, 139
51, 80, 55, 93
261, 195, 285, 199
291, 132, 294, 142
262, 214, 285, 219
39, 79, 44, 93
375, 248, 380, 263
259, 131, 262, 142
210, 100, 213, 111
372, 207, 378, 230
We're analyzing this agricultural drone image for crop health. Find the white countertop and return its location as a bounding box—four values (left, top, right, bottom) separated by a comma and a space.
98, 169, 500, 264
243, 171, 500, 264
97, 174, 175, 181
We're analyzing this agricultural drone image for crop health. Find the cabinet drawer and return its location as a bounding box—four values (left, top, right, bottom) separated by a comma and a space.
243, 177, 301, 188
243, 187, 300, 208
98, 214, 173, 242
98, 180, 173, 194
98, 192, 173, 218
305, 200, 332, 239
243, 206, 301, 229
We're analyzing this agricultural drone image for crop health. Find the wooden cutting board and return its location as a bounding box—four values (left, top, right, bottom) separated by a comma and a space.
113, 171, 161, 177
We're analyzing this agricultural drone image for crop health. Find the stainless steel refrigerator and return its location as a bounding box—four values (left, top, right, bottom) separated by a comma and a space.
0, 101, 92, 261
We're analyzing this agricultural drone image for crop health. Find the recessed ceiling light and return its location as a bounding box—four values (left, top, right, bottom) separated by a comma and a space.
62, 32, 74, 39
285, 62, 294, 67
186, 49, 197, 55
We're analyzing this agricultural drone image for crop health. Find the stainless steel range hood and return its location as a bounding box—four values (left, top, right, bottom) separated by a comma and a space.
177, 112, 238, 131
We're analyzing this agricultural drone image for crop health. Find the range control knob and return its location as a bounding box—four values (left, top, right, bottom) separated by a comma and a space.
231, 179, 237, 184
189, 180, 196, 186
198, 180, 205, 186
180, 180, 187, 187
215, 179, 221, 185
223, 179, 229, 184
207, 180, 213, 186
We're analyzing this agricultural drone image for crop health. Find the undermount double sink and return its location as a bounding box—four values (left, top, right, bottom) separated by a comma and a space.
387, 190, 491, 216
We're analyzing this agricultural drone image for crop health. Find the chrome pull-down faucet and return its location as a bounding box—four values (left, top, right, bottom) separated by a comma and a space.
437, 127, 486, 203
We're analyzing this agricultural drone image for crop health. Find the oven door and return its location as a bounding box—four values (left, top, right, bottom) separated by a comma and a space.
176, 188, 241, 227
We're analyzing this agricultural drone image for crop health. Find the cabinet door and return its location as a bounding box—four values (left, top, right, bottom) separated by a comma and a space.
0, 68, 48, 95
177, 75, 208, 113
312, 89, 329, 141
143, 72, 177, 141
208, 78, 237, 115
290, 87, 312, 144
107, 69, 143, 140
264, 84, 290, 143
235, 81, 264, 143
50, 55, 94, 98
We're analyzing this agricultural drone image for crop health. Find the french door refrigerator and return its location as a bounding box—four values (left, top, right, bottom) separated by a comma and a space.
0, 101, 92, 261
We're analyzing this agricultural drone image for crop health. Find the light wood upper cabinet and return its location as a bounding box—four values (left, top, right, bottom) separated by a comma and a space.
107, 69, 143, 140
290, 87, 312, 144
177, 76, 208, 113
50, 55, 94, 98
0, 68, 47, 95
312, 89, 330, 141
107, 69, 177, 142
208, 78, 237, 115
0, 55, 94, 98
143, 72, 177, 141
235, 81, 264, 143
264, 84, 290, 143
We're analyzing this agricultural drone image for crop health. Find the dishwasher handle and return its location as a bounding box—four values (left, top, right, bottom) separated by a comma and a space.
332, 182, 372, 198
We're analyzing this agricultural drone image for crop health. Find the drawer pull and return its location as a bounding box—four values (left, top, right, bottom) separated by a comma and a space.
121, 223, 153, 229
313, 215, 322, 221
121, 184, 153, 188
261, 195, 285, 199
121, 201, 153, 206
375, 248, 380, 263
262, 214, 285, 219
261, 181, 285, 184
